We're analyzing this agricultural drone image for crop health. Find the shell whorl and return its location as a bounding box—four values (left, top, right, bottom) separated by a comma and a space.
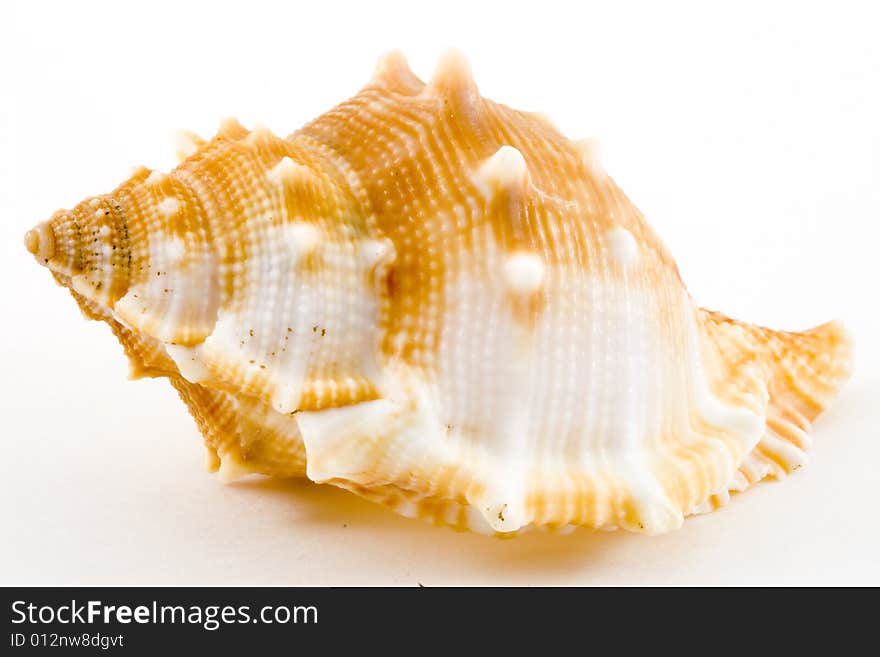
26, 51, 853, 536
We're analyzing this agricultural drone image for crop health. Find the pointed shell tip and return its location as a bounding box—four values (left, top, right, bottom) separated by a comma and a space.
430, 49, 473, 84
479, 145, 529, 189
574, 137, 603, 171
173, 130, 206, 161
372, 50, 424, 93
425, 49, 481, 115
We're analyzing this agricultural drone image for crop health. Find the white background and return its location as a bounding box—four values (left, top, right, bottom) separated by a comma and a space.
1, 0, 878, 585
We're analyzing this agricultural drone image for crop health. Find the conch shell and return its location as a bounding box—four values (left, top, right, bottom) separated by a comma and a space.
25, 51, 853, 535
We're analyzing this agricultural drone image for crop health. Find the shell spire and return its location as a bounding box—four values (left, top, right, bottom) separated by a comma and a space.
24, 51, 853, 537
23, 221, 55, 263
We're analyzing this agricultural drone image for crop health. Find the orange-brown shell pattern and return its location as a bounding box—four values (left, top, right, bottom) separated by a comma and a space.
25, 51, 852, 535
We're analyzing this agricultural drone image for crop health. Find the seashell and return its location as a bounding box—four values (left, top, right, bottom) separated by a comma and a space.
24, 51, 853, 535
